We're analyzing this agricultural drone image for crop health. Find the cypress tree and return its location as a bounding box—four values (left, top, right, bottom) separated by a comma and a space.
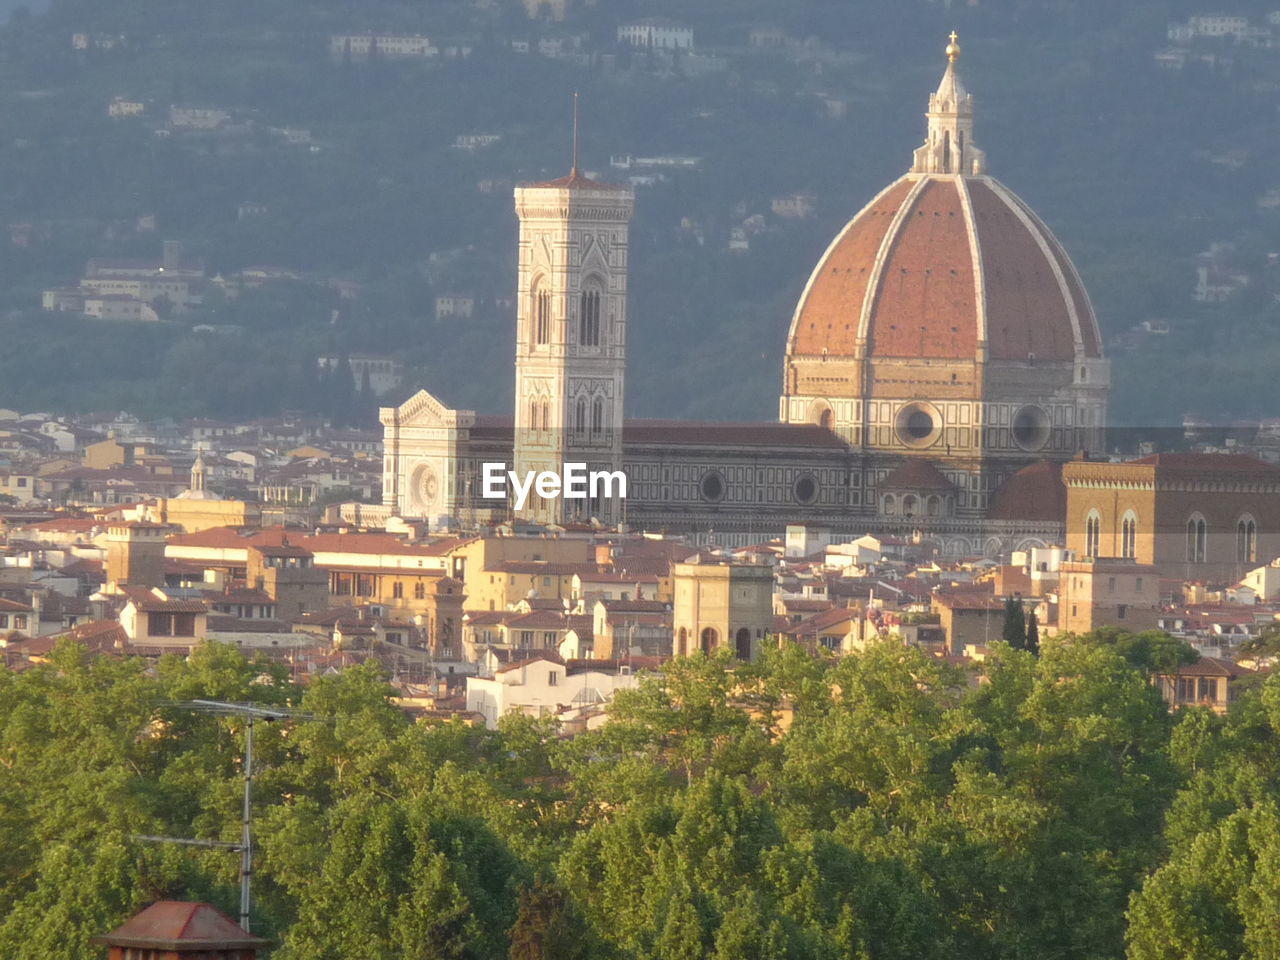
1002, 597, 1027, 650
1026, 608, 1041, 655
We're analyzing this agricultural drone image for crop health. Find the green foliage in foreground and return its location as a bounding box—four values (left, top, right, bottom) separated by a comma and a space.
0, 633, 1272, 958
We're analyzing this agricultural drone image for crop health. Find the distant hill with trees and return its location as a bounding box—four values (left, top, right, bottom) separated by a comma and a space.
0, 0, 1275, 429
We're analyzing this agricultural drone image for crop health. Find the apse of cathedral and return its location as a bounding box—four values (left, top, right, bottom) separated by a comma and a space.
379, 37, 1109, 556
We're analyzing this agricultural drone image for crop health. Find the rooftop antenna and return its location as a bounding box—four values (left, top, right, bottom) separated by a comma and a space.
138, 700, 323, 933
570, 90, 580, 177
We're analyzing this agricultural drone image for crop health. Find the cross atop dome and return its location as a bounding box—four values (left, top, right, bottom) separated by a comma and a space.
911, 32, 986, 176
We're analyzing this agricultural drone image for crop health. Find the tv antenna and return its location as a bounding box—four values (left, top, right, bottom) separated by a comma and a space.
137, 700, 321, 933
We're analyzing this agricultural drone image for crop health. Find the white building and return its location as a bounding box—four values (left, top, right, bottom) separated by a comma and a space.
329, 34, 437, 61
108, 97, 145, 118
316, 354, 404, 396
618, 18, 694, 51
824, 535, 883, 569
1241, 560, 1280, 601
1187, 15, 1250, 39
169, 105, 231, 130
453, 134, 503, 151
465, 655, 639, 728
435, 295, 475, 319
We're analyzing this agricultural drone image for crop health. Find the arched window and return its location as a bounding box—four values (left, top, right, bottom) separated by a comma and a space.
735, 627, 751, 661
529, 399, 540, 432
1187, 514, 1207, 563
927, 495, 941, 518
882, 494, 897, 516
1238, 516, 1257, 564
678, 627, 688, 656
1085, 509, 1101, 557
575, 398, 587, 435
579, 286, 601, 346
533, 283, 550, 345
1121, 510, 1137, 560
700, 627, 717, 654
902, 494, 919, 518
591, 398, 604, 435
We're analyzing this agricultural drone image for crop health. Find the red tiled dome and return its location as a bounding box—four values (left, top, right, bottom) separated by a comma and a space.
787, 175, 1101, 363
988, 460, 1066, 522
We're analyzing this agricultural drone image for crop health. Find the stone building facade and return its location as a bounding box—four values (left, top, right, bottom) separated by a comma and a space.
1063, 453, 1280, 581
375, 39, 1107, 557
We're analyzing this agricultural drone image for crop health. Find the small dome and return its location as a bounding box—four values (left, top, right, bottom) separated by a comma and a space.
988, 461, 1066, 522
882, 458, 955, 491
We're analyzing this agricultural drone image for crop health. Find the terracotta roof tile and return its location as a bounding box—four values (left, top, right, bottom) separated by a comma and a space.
988, 461, 1066, 522
868, 178, 979, 358
525, 169, 623, 191
969, 179, 1084, 361
622, 420, 846, 448
790, 178, 916, 356
882, 458, 955, 491
94, 901, 268, 951
786, 174, 1100, 364
1130, 453, 1280, 475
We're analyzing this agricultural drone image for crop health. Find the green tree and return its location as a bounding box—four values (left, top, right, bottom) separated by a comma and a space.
1025, 608, 1040, 656
605, 649, 752, 786
1002, 597, 1027, 649
508, 879, 592, 960
1083, 627, 1199, 676
1237, 622, 1280, 663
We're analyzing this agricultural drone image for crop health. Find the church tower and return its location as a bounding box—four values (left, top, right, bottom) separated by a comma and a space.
512, 131, 634, 524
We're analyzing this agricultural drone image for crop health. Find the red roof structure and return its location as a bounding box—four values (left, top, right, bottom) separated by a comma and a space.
882, 459, 956, 491
988, 461, 1066, 522
786, 177, 1100, 363
91, 901, 267, 954
1129, 453, 1280, 475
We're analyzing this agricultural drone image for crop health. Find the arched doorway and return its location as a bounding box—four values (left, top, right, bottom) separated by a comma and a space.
700, 627, 717, 654
735, 628, 751, 661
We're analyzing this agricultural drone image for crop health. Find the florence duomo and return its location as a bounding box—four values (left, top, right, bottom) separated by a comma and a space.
380, 35, 1108, 556
12, 4, 1280, 955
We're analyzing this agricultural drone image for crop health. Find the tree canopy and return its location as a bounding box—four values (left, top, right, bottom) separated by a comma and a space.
0, 630, 1269, 958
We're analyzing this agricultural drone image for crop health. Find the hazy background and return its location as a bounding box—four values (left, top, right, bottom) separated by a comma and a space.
0, 0, 1273, 430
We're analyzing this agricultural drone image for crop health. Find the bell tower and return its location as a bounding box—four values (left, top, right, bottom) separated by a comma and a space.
512, 109, 634, 524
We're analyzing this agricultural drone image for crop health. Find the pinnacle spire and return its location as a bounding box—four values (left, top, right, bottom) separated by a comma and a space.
570, 91, 580, 178
911, 33, 986, 176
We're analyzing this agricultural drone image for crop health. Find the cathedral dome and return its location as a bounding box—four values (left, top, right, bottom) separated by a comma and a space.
787, 176, 1101, 363
784, 40, 1101, 366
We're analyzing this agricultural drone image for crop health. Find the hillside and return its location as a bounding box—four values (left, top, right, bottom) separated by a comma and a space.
0, 0, 1275, 429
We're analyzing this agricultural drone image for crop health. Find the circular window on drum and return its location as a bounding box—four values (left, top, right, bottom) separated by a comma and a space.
699, 470, 726, 503
894, 402, 942, 449
1012, 405, 1051, 452
793, 474, 818, 505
